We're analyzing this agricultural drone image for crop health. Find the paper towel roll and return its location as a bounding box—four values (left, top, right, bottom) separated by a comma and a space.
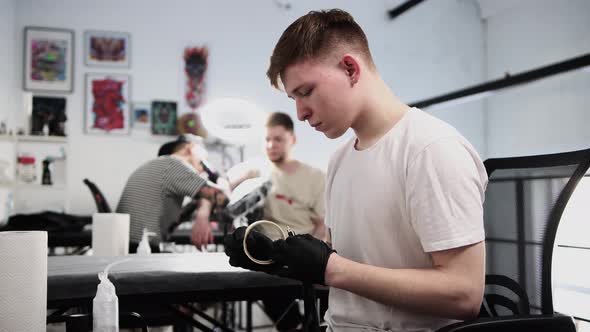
0, 231, 48, 332
92, 213, 130, 256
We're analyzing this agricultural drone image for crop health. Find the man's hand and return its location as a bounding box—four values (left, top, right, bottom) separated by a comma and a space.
224, 226, 286, 274
191, 199, 213, 250
273, 234, 335, 285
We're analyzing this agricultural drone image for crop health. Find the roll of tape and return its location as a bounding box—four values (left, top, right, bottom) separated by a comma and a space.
243, 220, 287, 265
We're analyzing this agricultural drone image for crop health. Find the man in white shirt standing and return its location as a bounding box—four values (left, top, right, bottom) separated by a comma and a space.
226, 8, 488, 332
228, 112, 326, 238
228, 112, 326, 330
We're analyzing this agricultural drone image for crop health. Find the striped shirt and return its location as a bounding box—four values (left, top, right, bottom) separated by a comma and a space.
117, 156, 206, 244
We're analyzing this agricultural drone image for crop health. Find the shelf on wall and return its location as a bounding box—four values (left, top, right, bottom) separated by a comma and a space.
0, 182, 66, 190
16, 183, 67, 190
0, 135, 68, 143
17, 135, 68, 143
0, 182, 16, 188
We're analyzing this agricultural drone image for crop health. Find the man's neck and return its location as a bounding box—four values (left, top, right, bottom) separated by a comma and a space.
273, 158, 299, 174
170, 154, 187, 162
352, 77, 409, 150
171, 153, 200, 172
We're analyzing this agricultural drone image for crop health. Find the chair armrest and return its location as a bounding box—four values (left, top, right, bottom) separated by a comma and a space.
435, 314, 576, 332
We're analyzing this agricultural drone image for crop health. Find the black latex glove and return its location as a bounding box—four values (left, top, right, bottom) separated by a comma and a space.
224, 226, 285, 273
272, 234, 335, 285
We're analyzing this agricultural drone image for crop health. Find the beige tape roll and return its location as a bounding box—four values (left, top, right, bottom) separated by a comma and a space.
243, 220, 287, 265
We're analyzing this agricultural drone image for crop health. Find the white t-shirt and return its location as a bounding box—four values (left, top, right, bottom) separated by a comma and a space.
264, 161, 325, 234
227, 158, 325, 234
324, 108, 487, 332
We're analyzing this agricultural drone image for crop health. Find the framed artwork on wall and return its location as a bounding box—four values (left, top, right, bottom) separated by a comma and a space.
183, 46, 208, 111
131, 102, 151, 130
85, 73, 131, 135
23, 27, 74, 93
31, 96, 67, 136
151, 101, 177, 136
84, 30, 131, 68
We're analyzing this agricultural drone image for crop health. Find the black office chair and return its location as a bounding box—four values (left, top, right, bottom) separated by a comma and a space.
478, 274, 530, 318
436, 314, 576, 332
483, 148, 590, 314
83, 178, 112, 213
436, 148, 590, 331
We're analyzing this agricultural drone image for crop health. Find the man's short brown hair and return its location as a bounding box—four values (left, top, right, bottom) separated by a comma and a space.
266, 9, 374, 89
266, 112, 294, 133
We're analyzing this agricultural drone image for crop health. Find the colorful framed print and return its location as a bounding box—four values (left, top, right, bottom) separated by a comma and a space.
85, 73, 131, 135
24, 27, 74, 92
151, 101, 177, 136
132, 102, 151, 130
84, 30, 131, 68
183, 46, 208, 111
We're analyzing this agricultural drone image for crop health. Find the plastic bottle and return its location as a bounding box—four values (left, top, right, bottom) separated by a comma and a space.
136, 228, 156, 255
42, 158, 53, 185
93, 259, 129, 332
17, 155, 36, 183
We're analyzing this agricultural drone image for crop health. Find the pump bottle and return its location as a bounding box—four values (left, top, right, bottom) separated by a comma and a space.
93, 259, 129, 332
137, 228, 157, 255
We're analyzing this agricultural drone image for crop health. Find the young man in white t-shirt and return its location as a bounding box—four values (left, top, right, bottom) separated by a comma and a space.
225, 9, 487, 332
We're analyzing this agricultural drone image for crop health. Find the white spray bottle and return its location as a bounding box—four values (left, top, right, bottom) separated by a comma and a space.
137, 228, 157, 255
93, 259, 130, 332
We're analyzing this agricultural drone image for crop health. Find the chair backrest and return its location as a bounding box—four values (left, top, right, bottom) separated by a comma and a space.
479, 274, 530, 317
83, 178, 112, 213
483, 148, 590, 314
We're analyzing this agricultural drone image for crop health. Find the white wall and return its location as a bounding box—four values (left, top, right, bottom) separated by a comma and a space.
378, 0, 487, 156
0, 0, 17, 223
0, 0, 17, 128
483, 0, 590, 158
8, 0, 486, 214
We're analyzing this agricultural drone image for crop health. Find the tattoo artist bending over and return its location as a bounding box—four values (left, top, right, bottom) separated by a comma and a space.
225, 8, 488, 332
118, 135, 228, 252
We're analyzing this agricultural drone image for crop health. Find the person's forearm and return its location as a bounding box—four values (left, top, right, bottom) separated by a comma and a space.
229, 178, 241, 191
229, 173, 250, 191
228, 168, 260, 191
324, 254, 482, 320
191, 199, 213, 250
196, 198, 212, 218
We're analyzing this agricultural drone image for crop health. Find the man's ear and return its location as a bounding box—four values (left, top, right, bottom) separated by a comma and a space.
184, 143, 194, 156
339, 55, 361, 86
